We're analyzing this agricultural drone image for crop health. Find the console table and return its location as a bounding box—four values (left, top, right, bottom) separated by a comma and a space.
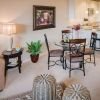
2, 48, 23, 75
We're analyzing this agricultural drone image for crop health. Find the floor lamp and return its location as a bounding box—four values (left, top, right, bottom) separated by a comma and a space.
2, 23, 16, 51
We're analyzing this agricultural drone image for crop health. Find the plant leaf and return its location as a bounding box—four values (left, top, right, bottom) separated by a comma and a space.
26, 40, 42, 55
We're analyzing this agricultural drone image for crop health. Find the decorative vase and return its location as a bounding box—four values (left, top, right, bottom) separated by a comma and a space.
30, 54, 39, 63
32, 74, 56, 100
73, 24, 80, 39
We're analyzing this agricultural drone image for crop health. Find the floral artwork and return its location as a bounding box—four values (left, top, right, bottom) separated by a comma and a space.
33, 5, 55, 30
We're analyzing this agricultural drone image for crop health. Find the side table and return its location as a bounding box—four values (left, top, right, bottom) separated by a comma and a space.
2, 48, 23, 75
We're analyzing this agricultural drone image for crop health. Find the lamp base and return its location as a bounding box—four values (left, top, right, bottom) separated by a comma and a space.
7, 36, 13, 51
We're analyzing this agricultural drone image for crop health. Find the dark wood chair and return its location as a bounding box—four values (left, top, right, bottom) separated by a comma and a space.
62, 29, 71, 40
84, 32, 97, 65
62, 29, 71, 52
64, 39, 86, 77
44, 34, 64, 70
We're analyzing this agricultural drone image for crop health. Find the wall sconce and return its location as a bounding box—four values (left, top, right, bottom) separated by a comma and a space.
95, 10, 99, 14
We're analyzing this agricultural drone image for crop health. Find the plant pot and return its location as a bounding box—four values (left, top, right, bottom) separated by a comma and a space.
30, 54, 39, 63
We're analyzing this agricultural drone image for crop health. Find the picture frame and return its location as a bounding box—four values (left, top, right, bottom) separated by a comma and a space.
33, 5, 56, 30
88, 8, 94, 16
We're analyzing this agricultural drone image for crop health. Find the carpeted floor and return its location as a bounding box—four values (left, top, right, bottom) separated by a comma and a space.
1, 83, 63, 100
1, 51, 100, 100
1, 90, 32, 100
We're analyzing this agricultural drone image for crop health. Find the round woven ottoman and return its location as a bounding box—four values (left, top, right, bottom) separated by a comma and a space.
62, 84, 91, 100
32, 74, 63, 100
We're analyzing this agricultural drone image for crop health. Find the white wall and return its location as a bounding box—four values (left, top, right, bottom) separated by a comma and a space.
67, 0, 76, 21
75, 0, 100, 23
67, 0, 100, 23
0, 0, 68, 61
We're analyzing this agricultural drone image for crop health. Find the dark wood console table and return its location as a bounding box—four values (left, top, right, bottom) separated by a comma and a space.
2, 48, 23, 75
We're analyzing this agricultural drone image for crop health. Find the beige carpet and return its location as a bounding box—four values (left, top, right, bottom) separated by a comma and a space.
0, 90, 32, 100
0, 52, 100, 100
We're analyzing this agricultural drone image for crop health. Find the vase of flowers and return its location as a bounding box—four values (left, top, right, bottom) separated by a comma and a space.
73, 24, 80, 38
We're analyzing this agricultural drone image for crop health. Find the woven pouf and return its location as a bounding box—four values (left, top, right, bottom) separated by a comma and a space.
32, 74, 63, 100
62, 84, 91, 100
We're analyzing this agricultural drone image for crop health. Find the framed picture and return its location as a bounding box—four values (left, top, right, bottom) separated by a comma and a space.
88, 8, 94, 16
33, 5, 55, 30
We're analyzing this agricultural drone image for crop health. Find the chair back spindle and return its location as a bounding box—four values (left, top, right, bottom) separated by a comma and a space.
69, 39, 86, 58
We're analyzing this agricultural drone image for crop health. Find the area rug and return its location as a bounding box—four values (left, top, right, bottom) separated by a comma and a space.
0, 90, 33, 100
0, 80, 63, 100
0, 89, 62, 100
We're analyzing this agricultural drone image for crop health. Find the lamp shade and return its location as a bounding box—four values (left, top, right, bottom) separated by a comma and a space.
0, 23, 16, 51
1, 23, 16, 35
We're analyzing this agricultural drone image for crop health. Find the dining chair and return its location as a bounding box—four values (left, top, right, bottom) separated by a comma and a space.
61, 29, 71, 52
84, 32, 97, 65
44, 34, 64, 70
62, 29, 71, 41
64, 39, 86, 77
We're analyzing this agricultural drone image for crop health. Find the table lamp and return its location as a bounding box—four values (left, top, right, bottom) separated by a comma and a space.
2, 23, 16, 51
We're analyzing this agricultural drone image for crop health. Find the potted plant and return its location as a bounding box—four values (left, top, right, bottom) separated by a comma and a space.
26, 40, 42, 63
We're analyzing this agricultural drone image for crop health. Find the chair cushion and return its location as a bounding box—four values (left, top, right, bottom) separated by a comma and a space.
50, 49, 63, 57
65, 52, 83, 62
84, 48, 94, 55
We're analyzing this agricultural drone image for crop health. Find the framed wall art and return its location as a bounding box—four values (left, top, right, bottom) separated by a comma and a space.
33, 5, 55, 30
88, 8, 94, 16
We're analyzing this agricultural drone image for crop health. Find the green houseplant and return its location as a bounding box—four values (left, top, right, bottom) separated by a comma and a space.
26, 40, 42, 63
